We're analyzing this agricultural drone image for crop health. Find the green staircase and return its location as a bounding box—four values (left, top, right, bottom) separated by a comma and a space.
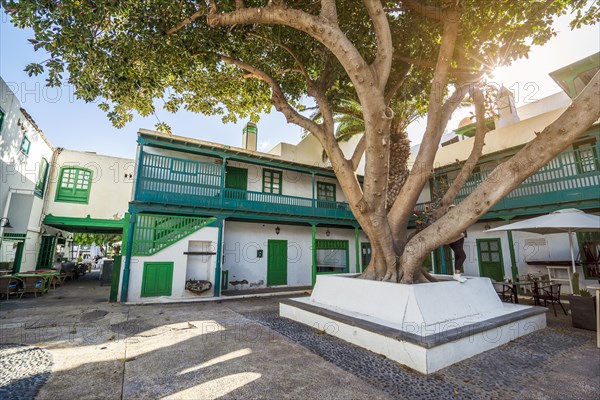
132, 214, 216, 256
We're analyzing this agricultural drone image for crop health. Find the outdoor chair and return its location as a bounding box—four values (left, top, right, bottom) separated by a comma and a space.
48, 275, 62, 289
0, 277, 23, 300
493, 282, 515, 303
531, 283, 568, 317
21, 276, 46, 298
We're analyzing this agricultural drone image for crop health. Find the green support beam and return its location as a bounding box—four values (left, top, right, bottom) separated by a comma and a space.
355, 227, 360, 273
312, 224, 317, 286
120, 212, 135, 303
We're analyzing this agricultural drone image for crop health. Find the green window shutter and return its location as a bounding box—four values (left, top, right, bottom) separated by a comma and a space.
262, 169, 282, 194
317, 182, 336, 201
55, 167, 93, 203
141, 262, 174, 297
20, 135, 31, 155
35, 158, 50, 198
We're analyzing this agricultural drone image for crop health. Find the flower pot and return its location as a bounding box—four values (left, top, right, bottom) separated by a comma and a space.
568, 295, 597, 331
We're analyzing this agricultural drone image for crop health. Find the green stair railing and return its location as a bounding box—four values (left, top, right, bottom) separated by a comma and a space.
132, 214, 216, 256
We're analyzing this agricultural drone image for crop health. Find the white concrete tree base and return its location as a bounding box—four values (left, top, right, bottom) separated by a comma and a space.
280, 274, 546, 374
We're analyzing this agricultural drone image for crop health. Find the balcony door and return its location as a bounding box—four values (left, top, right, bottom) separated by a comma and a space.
225, 166, 247, 200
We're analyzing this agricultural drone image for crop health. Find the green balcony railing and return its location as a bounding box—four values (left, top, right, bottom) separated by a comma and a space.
136, 151, 353, 220
415, 145, 600, 217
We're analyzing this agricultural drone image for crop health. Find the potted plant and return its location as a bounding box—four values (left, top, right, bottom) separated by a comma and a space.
568, 272, 597, 331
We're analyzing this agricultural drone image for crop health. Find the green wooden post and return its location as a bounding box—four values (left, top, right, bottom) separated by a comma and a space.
507, 230, 520, 293
120, 212, 135, 303
214, 218, 224, 297
311, 173, 315, 209
354, 227, 360, 273
312, 224, 317, 286
220, 157, 227, 207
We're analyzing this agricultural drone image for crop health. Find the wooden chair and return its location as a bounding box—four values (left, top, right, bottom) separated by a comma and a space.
48, 275, 62, 289
21, 276, 45, 298
0, 277, 23, 300
493, 282, 515, 303
532, 283, 568, 317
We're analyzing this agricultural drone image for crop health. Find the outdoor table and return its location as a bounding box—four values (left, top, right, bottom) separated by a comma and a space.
14, 272, 59, 293
586, 284, 600, 348
508, 281, 534, 304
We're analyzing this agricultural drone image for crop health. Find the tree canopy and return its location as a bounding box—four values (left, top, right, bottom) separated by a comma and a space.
4, 0, 599, 283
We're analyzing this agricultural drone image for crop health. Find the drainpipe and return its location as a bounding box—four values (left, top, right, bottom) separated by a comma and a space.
120, 212, 136, 303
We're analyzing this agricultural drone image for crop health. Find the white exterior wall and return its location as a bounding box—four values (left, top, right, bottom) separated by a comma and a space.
222, 221, 367, 288
44, 149, 134, 220
0, 78, 54, 271
124, 226, 219, 303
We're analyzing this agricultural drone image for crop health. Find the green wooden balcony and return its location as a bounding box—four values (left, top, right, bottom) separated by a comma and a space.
414, 144, 600, 221
135, 152, 354, 221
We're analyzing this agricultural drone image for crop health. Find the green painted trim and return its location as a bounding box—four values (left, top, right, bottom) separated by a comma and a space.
55, 166, 93, 204
44, 214, 125, 230
12, 241, 25, 274
20, 134, 31, 155
121, 213, 135, 302
34, 157, 50, 198
312, 225, 316, 286
354, 228, 360, 273
506, 230, 520, 292
476, 238, 505, 281
214, 218, 223, 297
2, 233, 27, 241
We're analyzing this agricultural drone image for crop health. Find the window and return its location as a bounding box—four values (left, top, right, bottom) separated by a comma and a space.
34, 158, 50, 198
262, 169, 282, 194
573, 138, 598, 174
317, 182, 336, 202
55, 167, 93, 203
315, 239, 349, 274
20, 135, 31, 155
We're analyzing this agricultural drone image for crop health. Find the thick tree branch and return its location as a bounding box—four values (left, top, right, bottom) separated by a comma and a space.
364, 0, 394, 89
387, 15, 461, 240
398, 56, 492, 74
430, 85, 488, 221
402, 70, 600, 279
350, 135, 366, 170
206, 4, 377, 107
216, 54, 324, 138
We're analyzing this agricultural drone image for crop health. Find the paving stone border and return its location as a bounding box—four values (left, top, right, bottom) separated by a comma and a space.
0, 344, 53, 400
242, 310, 592, 400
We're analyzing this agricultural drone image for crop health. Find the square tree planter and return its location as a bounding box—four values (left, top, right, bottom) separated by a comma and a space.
568, 295, 597, 331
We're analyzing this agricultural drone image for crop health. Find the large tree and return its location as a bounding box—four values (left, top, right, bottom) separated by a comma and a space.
4, 0, 599, 283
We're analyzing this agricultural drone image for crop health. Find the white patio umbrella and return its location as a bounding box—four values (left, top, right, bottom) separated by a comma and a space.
485, 209, 600, 273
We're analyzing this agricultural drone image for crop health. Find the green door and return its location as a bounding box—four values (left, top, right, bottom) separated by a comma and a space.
267, 240, 287, 286
37, 235, 56, 269
477, 238, 504, 282
434, 246, 454, 275
141, 262, 174, 297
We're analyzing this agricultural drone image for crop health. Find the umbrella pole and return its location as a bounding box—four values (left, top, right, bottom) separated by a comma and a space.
568, 229, 576, 274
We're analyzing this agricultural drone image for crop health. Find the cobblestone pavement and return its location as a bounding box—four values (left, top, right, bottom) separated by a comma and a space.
0, 344, 53, 400
240, 309, 600, 400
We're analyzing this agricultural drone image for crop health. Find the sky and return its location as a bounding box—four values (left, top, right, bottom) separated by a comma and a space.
1, 9, 599, 160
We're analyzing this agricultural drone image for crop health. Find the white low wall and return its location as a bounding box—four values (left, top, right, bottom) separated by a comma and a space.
281, 274, 546, 374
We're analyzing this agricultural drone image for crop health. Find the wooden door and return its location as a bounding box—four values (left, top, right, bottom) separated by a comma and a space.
267, 240, 287, 286
477, 238, 504, 282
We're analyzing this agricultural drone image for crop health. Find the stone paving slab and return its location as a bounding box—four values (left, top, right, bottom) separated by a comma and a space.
1, 274, 599, 400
